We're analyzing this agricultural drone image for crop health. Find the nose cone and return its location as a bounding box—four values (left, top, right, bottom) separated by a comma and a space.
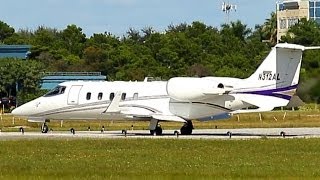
11, 102, 35, 117
11, 105, 26, 116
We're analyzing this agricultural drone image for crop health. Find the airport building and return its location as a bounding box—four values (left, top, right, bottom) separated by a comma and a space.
277, 0, 320, 41
0, 45, 31, 59
41, 72, 107, 90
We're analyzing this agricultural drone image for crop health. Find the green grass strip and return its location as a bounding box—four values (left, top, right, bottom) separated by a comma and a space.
0, 138, 319, 179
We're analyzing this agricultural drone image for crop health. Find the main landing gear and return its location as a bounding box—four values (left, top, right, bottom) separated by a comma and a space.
148, 120, 193, 136
149, 119, 163, 135
180, 120, 193, 135
150, 124, 163, 135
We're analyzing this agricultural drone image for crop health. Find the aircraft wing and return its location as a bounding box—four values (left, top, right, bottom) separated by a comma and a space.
129, 114, 186, 122
152, 115, 186, 122
103, 91, 186, 123
104, 91, 122, 113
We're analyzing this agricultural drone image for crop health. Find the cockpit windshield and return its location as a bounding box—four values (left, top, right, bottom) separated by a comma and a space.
44, 86, 66, 97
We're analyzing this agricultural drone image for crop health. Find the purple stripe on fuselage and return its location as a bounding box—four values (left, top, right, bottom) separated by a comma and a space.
237, 84, 298, 100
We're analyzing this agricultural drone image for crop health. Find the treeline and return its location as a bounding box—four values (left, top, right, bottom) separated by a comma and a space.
0, 13, 320, 103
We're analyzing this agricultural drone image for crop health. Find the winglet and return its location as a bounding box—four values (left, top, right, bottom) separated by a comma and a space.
104, 91, 122, 113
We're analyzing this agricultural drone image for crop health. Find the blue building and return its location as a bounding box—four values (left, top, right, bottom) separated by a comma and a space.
41, 72, 107, 90
0, 45, 31, 59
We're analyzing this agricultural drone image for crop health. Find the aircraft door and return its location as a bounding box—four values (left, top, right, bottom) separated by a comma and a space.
67, 85, 83, 105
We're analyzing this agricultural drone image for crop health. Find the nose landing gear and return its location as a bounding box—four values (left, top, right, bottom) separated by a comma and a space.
41, 122, 49, 133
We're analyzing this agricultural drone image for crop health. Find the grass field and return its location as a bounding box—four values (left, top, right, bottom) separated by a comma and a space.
0, 138, 320, 179
1, 110, 320, 179
1, 110, 320, 132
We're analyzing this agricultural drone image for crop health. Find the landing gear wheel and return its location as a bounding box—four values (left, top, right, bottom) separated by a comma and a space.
150, 125, 163, 135
41, 123, 49, 133
155, 125, 163, 135
180, 120, 193, 135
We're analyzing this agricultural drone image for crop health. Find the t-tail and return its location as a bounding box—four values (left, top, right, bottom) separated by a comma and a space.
237, 43, 320, 111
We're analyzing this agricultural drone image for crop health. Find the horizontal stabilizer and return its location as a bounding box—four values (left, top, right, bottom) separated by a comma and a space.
304, 46, 320, 50
275, 43, 320, 51
233, 94, 282, 113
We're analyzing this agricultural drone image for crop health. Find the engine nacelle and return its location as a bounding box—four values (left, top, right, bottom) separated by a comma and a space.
166, 77, 226, 101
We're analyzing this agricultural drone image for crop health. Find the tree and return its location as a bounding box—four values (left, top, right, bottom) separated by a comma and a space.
126, 28, 141, 43
221, 20, 251, 41
141, 27, 155, 40
3, 29, 33, 45
0, 20, 14, 43
33, 26, 61, 49
86, 32, 120, 49
260, 12, 277, 45
0, 59, 44, 105
167, 23, 188, 33
281, 18, 320, 45
61, 24, 86, 56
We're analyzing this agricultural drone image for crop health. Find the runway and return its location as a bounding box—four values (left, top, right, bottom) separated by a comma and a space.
1, 127, 320, 140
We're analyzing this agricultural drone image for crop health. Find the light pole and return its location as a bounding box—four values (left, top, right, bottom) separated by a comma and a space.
221, 1, 237, 24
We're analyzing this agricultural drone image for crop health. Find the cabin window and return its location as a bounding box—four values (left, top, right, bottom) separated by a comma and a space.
44, 86, 66, 97
121, 93, 126, 100
133, 93, 138, 100
98, 92, 103, 100
109, 93, 115, 101
86, 92, 91, 100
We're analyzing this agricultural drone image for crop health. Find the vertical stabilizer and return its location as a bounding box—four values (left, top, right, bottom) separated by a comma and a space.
238, 44, 320, 109
247, 44, 304, 89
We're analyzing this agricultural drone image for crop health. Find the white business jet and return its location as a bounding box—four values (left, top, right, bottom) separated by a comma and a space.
12, 43, 320, 135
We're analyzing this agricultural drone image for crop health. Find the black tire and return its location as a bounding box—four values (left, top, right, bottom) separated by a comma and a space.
180, 121, 193, 135
41, 124, 49, 133
227, 131, 232, 138
155, 126, 163, 135
150, 126, 163, 135
70, 128, 75, 134
19, 127, 24, 133
180, 126, 192, 135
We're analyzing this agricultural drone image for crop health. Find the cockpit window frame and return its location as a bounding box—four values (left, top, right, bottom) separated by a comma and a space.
44, 86, 67, 97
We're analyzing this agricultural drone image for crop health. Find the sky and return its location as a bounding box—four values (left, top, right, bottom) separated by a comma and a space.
0, 0, 276, 37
